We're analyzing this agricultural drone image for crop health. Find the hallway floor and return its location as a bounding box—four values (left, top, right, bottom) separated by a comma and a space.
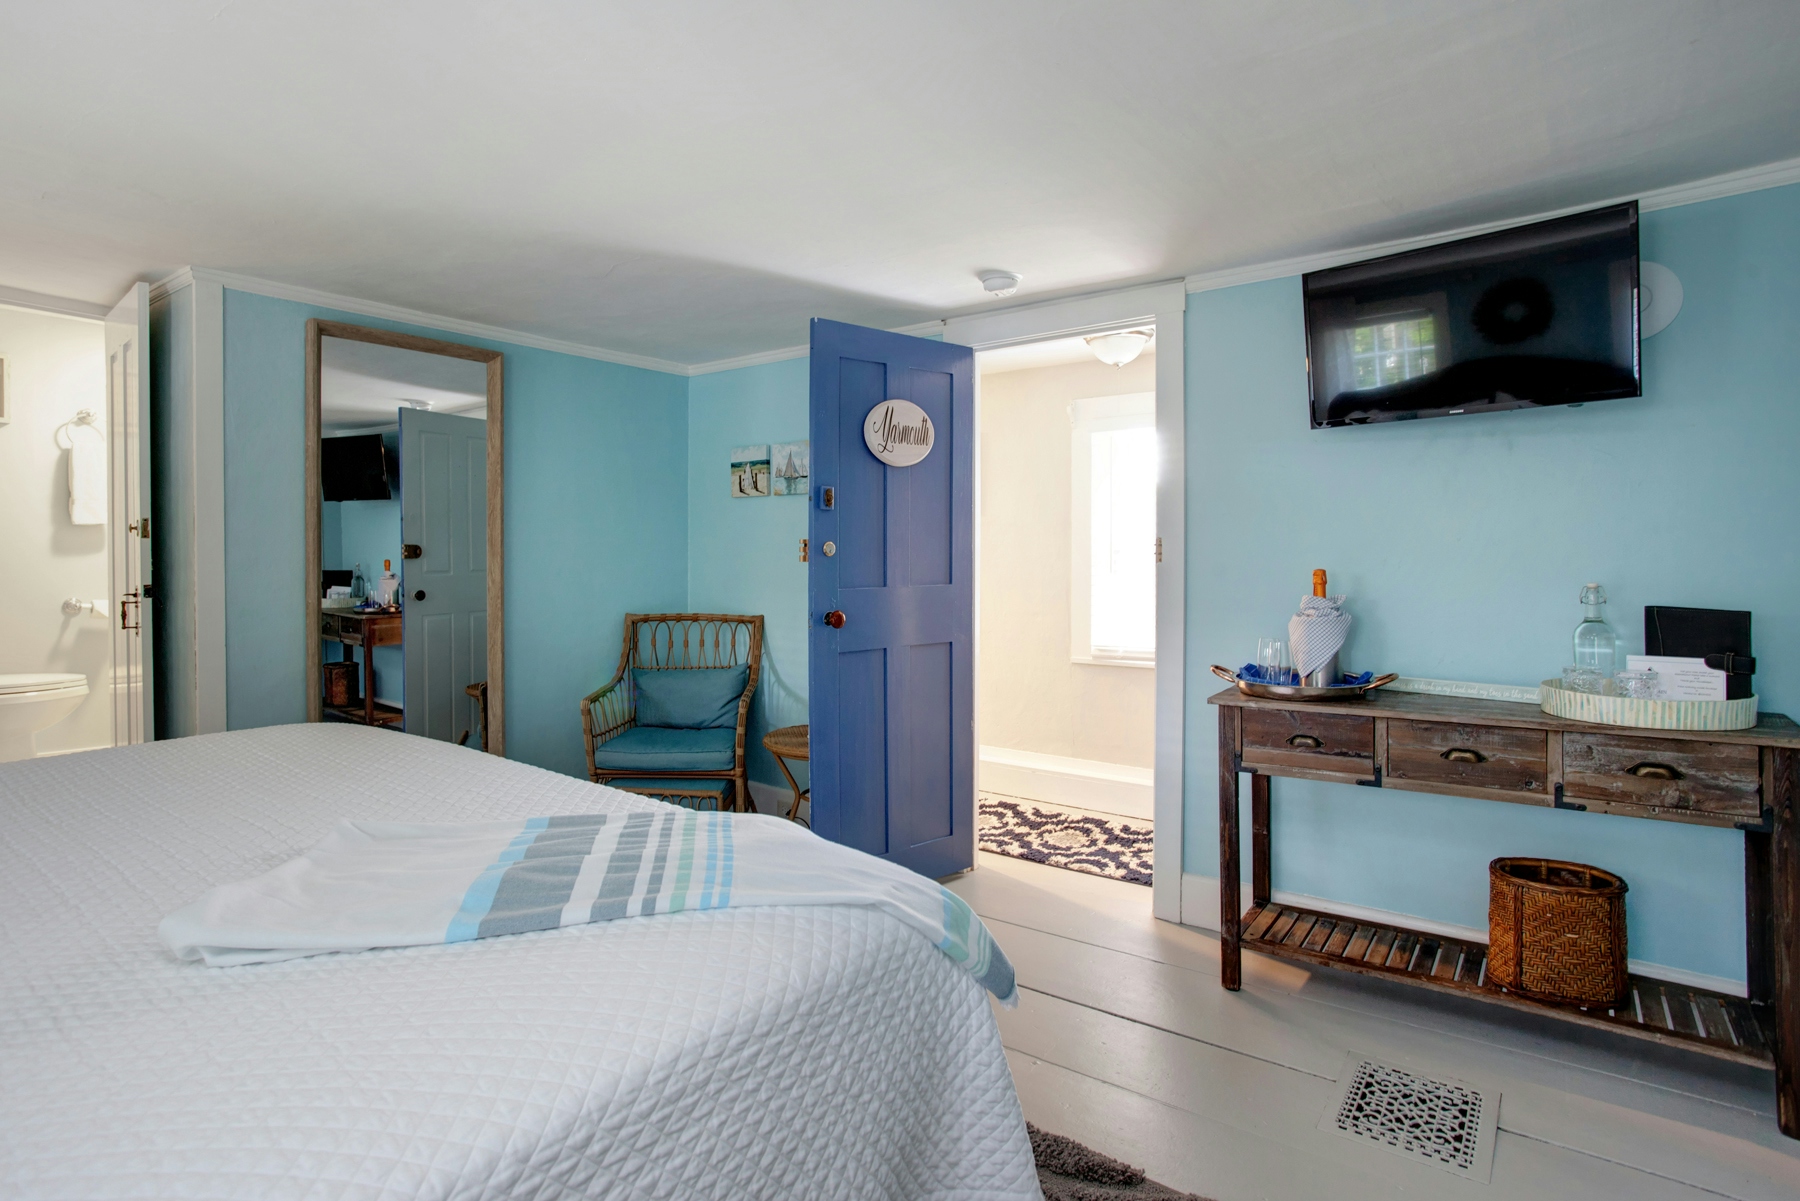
946, 852, 1800, 1201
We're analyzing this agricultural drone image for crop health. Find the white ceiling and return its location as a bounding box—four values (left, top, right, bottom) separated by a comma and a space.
3, 2, 1798, 366
321, 338, 486, 431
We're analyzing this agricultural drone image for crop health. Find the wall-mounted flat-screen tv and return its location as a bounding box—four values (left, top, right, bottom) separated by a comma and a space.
1304, 202, 1640, 428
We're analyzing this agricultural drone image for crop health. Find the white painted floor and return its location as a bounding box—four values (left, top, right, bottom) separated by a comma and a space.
946, 851, 1800, 1201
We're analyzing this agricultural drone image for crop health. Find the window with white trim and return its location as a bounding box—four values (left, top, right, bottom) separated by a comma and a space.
1070, 392, 1156, 666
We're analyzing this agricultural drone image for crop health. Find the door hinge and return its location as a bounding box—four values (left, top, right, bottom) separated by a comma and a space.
402, 543, 423, 559
799, 538, 809, 563
1155, 536, 1163, 563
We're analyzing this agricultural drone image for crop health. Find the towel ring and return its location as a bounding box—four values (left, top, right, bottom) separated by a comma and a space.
53, 409, 99, 449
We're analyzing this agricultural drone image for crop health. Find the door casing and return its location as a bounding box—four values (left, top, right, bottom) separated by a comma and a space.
943, 280, 1187, 922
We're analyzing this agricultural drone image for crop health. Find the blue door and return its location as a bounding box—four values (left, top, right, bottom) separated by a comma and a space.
808, 319, 975, 878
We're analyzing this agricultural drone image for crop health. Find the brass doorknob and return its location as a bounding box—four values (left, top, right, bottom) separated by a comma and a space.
824, 610, 846, 629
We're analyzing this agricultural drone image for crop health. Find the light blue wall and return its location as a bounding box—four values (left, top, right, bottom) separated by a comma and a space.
686, 357, 811, 789
322, 498, 404, 703
1182, 183, 1800, 984
149, 285, 196, 739
220, 289, 689, 776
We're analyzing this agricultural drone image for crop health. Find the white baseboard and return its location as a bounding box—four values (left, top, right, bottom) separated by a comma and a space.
748, 779, 803, 818
979, 745, 1153, 820
1178, 872, 1745, 998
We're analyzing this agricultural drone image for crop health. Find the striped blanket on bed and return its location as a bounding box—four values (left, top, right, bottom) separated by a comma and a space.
159, 809, 1017, 1004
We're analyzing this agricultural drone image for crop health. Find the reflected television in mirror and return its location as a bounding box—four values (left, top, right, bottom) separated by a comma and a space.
320, 433, 392, 501
1303, 202, 1640, 428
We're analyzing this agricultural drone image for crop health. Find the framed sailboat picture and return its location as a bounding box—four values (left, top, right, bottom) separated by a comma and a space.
770, 440, 809, 496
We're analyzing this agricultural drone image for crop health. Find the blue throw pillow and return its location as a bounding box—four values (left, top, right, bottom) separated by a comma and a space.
633, 665, 749, 729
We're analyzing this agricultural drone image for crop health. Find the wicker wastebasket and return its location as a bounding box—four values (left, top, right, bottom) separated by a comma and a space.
1488, 858, 1628, 1007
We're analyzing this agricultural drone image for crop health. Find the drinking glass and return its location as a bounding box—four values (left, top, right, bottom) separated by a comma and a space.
1562, 665, 1603, 694
1612, 669, 1659, 699
1257, 639, 1288, 684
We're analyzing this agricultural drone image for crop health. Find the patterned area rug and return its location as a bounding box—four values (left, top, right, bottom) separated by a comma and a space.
978, 794, 1153, 886
1030, 1124, 1211, 1200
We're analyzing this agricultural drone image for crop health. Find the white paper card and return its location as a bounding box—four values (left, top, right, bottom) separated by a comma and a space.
1626, 655, 1726, 700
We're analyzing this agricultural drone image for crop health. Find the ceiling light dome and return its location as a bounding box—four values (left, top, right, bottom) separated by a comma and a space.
979, 271, 1021, 298
1085, 328, 1154, 367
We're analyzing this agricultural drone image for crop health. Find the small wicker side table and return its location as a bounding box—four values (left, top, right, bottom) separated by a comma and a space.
762, 725, 810, 823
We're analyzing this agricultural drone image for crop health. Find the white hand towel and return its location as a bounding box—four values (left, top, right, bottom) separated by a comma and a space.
67, 421, 106, 526
1289, 594, 1351, 680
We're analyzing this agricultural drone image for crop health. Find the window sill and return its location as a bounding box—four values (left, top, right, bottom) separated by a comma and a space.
1071, 655, 1156, 670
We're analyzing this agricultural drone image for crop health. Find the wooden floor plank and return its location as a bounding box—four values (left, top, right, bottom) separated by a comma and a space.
1003, 992, 1782, 1201
951, 853, 1779, 1115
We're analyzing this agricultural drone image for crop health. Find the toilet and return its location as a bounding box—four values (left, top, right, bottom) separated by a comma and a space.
0, 673, 91, 762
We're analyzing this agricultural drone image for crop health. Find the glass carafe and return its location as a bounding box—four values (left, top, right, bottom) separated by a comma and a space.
1572, 583, 1618, 675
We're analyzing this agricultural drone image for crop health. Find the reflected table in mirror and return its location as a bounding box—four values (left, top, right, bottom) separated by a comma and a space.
321, 610, 403, 728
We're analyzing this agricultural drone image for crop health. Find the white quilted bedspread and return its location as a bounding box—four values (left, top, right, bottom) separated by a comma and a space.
0, 725, 1037, 1201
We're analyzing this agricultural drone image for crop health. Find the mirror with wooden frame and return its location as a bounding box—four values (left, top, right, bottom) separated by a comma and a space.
305, 319, 504, 754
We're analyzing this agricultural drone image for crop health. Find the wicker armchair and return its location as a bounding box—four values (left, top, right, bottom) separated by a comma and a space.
581, 613, 764, 812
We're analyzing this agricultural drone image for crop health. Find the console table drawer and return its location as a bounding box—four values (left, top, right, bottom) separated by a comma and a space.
1241, 709, 1374, 777
1387, 721, 1549, 794
1562, 733, 1760, 817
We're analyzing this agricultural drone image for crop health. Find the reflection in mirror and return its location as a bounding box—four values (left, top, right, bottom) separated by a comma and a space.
318, 336, 492, 748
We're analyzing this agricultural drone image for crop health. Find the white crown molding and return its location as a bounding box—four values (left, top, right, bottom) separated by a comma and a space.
0, 283, 110, 320
1183, 154, 1800, 295
685, 318, 946, 377
148, 266, 693, 376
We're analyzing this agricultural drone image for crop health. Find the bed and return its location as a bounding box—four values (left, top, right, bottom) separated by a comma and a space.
0, 724, 1037, 1200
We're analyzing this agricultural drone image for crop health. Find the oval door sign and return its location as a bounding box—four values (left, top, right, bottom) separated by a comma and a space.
863, 399, 935, 467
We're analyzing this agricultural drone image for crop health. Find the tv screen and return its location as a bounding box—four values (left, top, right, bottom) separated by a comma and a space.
1304, 203, 1640, 428
320, 434, 391, 501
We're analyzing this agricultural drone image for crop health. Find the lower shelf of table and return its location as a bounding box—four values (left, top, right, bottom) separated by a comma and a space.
323, 700, 404, 727
1240, 901, 1776, 1067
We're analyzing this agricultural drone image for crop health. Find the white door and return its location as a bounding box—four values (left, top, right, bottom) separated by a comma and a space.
106, 283, 153, 745
400, 408, 487, 742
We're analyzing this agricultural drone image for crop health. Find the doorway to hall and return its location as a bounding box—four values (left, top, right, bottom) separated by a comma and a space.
975, 327, 1157, 887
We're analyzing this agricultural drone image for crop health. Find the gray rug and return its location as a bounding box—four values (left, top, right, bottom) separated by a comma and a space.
1030, 1124, 1211, 1201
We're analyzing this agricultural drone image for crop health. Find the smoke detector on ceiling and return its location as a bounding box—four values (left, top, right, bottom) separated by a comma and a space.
979, 271, 1021, 298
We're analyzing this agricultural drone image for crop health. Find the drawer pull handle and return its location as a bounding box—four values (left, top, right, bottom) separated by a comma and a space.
1627, 761, 1682, 780
1286, 734, 1323, 748
1441, 747, 1487, 764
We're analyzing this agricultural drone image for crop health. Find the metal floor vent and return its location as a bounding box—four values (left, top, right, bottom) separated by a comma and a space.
1320, 1056, 1498, 1183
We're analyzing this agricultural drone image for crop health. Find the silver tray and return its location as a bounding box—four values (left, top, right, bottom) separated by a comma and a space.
1210, 664, 1398, 702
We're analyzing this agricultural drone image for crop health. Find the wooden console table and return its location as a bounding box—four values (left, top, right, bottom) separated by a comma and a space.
321, 610, 403, 728
1209, 685, 1799, 1138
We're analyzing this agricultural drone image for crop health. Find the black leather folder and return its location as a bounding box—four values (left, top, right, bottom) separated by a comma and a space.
1644, 606, 1755, 699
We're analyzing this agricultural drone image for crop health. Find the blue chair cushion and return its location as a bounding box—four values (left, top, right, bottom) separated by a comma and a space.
632, 665, 749, 729
593, 726, 736, 772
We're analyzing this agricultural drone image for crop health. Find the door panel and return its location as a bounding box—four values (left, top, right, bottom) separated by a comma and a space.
809, 319, 974, 877
836, 358, 888, 590
899, 367, 954, 587
835, 647, 889, 855
401, 409, 487, 743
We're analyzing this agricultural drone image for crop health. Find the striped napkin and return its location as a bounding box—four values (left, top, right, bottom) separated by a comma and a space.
1289, 594, 1351, 680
